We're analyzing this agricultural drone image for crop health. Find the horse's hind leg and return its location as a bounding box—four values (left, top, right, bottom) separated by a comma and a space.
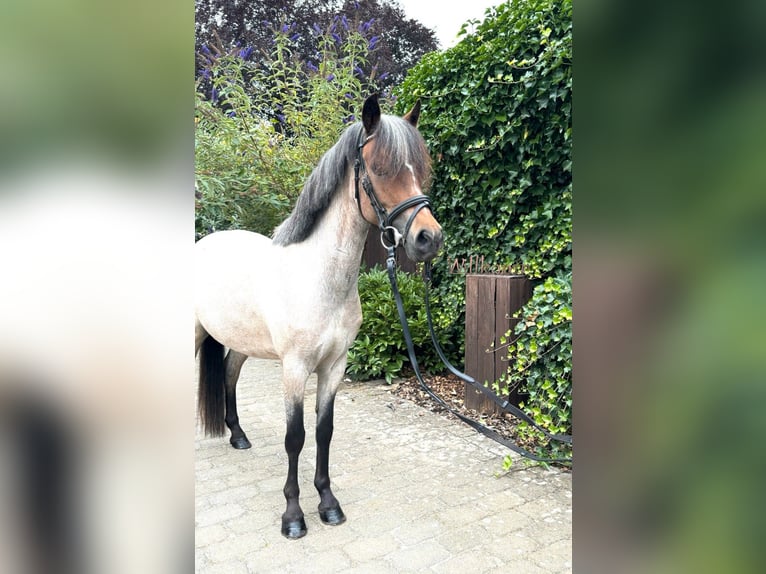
314, 356, 347, 527
224, 350, 251, 449
280, 359, 309, 539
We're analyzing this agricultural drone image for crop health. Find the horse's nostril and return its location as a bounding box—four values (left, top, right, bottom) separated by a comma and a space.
416, 229, 431, 245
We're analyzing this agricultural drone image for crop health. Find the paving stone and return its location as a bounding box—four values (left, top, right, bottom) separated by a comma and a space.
431, 549, 505, 574
341, 532, 400, 563
196, 559, 249, 574
385, 538, 451, 571
195, 524, 228, 547
196, 503, 246, 528
203, 533, 267, 564
391, 517, 443, 545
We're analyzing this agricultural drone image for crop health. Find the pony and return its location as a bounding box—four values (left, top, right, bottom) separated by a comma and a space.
194, 94, 442, 538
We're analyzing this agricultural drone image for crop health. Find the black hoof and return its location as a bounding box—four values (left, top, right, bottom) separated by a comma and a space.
281, 517, 307, 539
230, 436, 251, 449
319, 506, 346, 526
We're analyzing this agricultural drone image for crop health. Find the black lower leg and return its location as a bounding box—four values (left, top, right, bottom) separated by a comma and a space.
282, 403, 306, 539
224, 383, 251, 449
315, 398, 345, 526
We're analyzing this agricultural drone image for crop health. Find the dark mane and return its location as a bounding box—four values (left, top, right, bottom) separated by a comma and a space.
272, 115, 431, 246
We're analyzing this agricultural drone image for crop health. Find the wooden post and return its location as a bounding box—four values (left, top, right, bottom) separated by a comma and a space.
464, 274, 531, 414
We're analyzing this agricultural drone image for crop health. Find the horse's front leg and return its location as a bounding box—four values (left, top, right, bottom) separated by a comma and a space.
281, 362, 308, 539
314, 358, 347, 527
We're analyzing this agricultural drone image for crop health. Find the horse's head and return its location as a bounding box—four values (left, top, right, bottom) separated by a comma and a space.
355, 94, 443, 262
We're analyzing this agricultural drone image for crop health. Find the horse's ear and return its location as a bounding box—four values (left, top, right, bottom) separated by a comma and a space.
403, 99, 421, 127
362, 94, 381, 135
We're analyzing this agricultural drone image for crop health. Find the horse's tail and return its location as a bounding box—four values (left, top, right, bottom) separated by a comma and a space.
198, 335, 226, 437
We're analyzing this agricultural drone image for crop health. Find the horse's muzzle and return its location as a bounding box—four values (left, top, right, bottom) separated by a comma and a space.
409, 227, 443, 262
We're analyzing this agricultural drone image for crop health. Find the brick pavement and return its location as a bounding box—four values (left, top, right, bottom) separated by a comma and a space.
195, 358, 571, 573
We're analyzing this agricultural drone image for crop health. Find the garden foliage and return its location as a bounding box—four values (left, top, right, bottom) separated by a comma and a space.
499, 271, 572, 462
395, 0, 572, 457
195, 15, 390, 239
347, 267, 441, 383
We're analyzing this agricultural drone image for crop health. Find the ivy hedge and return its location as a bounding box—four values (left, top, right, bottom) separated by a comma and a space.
394, 0, 572, 457
501, 270, 572, 462
396, 0, 571, 283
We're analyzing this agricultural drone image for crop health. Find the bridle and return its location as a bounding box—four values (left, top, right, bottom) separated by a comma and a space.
353, 133, 433, 249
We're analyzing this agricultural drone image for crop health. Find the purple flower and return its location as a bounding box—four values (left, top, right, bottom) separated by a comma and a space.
306, 61, 319, 72
238, 46, 253, 60
210, 87, 218, 102
368, 36, 380, 50
331, 33, 342, 44
326, 73, 335, 81
201, 44, 211, 54
227, 110, 236, 118
290, 33, 301, 42
341, 15, 349, 30
379, 71, 389, 81
312, 23, 322, 35
354, 65, 364, 77
343, 114, 356, 124
281, 23, 290, 34
344, 92, 354, 99
276, 113, 286, 124
200, 68, 211, 79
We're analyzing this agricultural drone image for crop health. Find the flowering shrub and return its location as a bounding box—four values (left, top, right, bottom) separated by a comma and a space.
195, 0, 438, 93
195, 17, 391, 239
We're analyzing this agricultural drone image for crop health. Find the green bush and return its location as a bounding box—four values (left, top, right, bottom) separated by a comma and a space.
347, 267, 441, 383
497, 271, 572, 464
